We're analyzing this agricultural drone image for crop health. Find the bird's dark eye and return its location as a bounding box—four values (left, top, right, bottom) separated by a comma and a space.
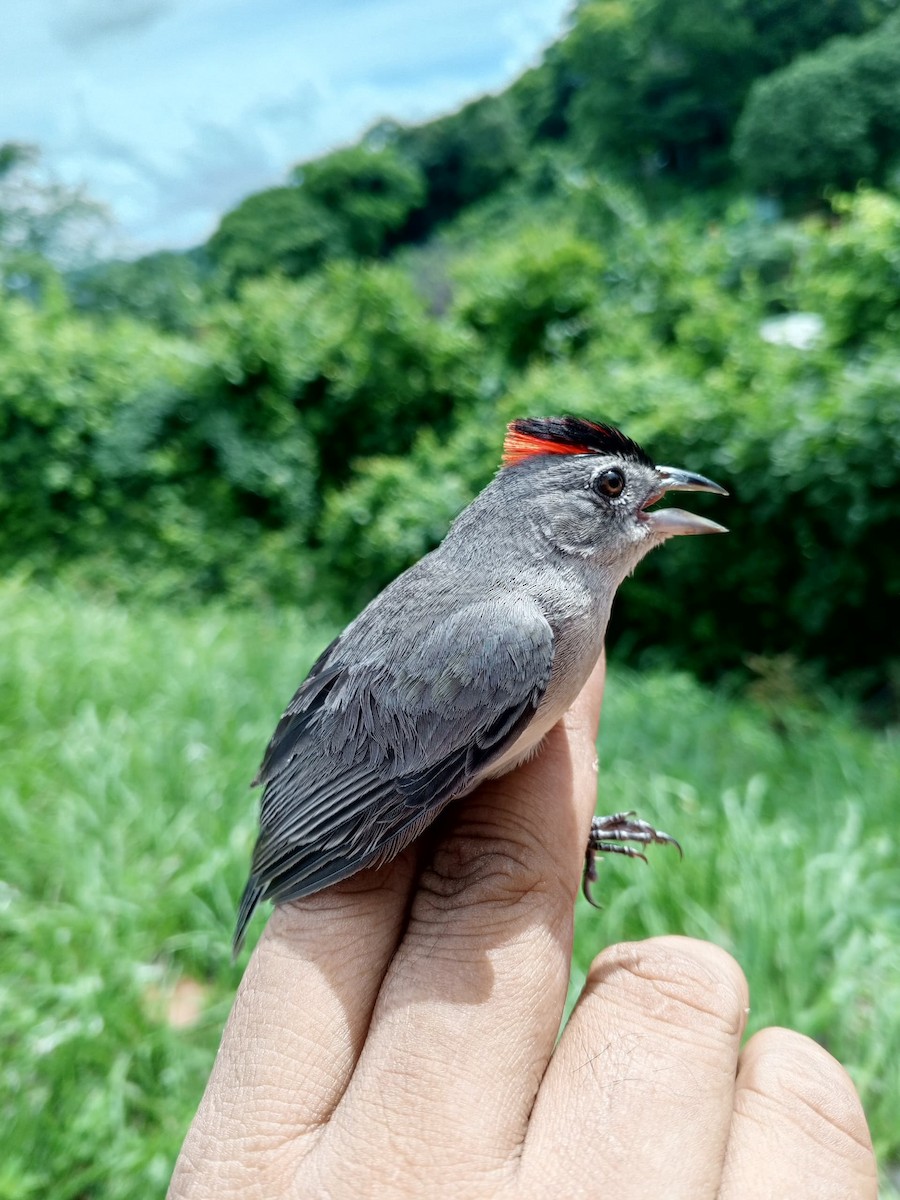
593, 467, 625, 498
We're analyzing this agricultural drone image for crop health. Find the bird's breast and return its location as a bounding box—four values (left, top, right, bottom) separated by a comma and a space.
483, 591, 610, 780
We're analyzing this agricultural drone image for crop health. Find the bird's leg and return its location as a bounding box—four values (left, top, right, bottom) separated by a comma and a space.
582, 811, 682, 907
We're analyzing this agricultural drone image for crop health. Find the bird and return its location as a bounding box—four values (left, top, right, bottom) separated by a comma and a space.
234, 416, 727, 954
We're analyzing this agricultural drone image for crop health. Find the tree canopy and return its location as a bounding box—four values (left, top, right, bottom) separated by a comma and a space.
4, 0, 900, 683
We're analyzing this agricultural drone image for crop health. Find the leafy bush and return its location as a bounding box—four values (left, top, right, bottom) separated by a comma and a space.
734, 14, 900, 197
208, 186, 348, 287
313, 193, 900, 683
389, 93, 527, 232
784, 189, 900, 345
5, 97, 900, 686
67, 250, 210, 335
0, 292, 322, 602
0, 297, 192, 557
564, 0, 890, 181
318, 421, 497, 610
323, 340, 900, 681
0, 260, 482, 605
208, 263, 480, 483
208, 146, 426, 289
294, 144, 425, 257
452, 226, 604, 368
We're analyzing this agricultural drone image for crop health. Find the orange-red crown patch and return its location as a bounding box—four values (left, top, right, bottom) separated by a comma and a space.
502, 417, 652, 469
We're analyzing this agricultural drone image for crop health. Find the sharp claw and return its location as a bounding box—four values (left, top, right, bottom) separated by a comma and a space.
581, 812, 682, 905
582, 872, 602, 908
582, 848, 602, 908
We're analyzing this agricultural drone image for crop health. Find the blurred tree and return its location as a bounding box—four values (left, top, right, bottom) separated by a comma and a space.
390, 94, 526, 234
0, 142, 109, 268
0, 142, 110, 307
734, 13, 900, 196
207, 262, 478, 485
208, 186, 347, 287
563, 0, 897, 180
318, 325, 900, 679
784, 189, 900, 344
507, 39, 580, 143
319, 422, 494, 611
67, 249, 209, 334
293, 144, 425, 257
452, 226, 604, 368
0, 292, 190, 558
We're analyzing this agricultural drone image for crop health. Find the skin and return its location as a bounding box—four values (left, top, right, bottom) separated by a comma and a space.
169, 656, 878, 1199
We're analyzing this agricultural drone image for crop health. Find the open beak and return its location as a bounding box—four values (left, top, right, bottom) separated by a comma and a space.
641, 465, 729, 537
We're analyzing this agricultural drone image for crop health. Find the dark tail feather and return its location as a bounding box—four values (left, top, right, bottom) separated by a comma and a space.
233, 875, 265, 960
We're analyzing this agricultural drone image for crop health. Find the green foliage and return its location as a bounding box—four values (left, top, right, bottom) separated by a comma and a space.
0, 259, 482, 605
785, 189, 900, 344
0, 142, 109, 272
734, 39, 873, 194
208, 146, 426, 289
564, 0, 896, 180
1, 581, 897, 1194
319, 422, 495, 610
0, 583, 329, 1197
452, 226, 605, 368
7, 179, 900, 681
0, 296, 192, 558
294, 144, 425, 256
206, 263, 479, 484
507, 42, 578, 143
389, 92, 527, 231
510, 344, 900, 680
200, 0, 900, 258
67, 251, 210, 335
199, 0, 900, 259
7, 3, 900, 682
313, 195, 900, 683
0, 291, 324, 604
207, 185, 347, 286
735, 13, 900, 196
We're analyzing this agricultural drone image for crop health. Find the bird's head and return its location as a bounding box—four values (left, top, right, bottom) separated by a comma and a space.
500, 416, 727, 580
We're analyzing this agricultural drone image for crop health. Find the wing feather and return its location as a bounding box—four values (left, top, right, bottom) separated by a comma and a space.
233, 598, 554, 954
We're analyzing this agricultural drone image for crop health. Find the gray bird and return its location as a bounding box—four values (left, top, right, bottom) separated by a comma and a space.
234, 416, 727, 954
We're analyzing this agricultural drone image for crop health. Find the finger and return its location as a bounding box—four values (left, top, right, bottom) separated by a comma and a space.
169, 851, 417, 1199
319, 656, 607, 1189
720, 1027, 878, 1200
522, 937, 749, 1200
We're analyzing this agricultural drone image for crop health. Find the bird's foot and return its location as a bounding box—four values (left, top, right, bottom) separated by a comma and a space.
582, 811, 682, 907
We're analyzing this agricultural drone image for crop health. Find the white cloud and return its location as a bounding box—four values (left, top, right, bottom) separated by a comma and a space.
1, 0, 572, 253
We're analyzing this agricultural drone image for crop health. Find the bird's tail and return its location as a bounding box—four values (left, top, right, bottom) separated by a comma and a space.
232, 875, 264, 960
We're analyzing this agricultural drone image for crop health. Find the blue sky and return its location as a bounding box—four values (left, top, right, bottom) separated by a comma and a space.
3, 0, 573, 253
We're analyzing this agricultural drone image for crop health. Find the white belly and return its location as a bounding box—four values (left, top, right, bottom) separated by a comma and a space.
482, 706, 567, 779
482, 642, 604, 780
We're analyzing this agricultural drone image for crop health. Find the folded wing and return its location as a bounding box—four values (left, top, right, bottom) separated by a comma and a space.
233, 597, 554, 953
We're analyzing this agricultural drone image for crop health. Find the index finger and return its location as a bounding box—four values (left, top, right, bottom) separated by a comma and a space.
171, 657, 606, 1197
318, 656, 608, 1185
169, 850, 418, 1197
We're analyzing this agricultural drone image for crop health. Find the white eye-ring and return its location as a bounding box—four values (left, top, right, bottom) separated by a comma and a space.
592, 467, 626, 498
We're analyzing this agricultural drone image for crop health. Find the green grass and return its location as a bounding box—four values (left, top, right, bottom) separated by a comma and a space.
1, 579, 897, 1197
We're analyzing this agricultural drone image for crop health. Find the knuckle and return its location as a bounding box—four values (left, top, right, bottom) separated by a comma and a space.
588, 936, 748, 1040
416, 819, 555, 918
742, 1028, 875, 1156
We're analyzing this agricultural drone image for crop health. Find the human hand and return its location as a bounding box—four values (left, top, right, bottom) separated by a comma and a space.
169, 656, 877, 1199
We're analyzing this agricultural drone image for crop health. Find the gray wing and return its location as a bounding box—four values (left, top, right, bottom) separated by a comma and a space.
234, 598, 554, 952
